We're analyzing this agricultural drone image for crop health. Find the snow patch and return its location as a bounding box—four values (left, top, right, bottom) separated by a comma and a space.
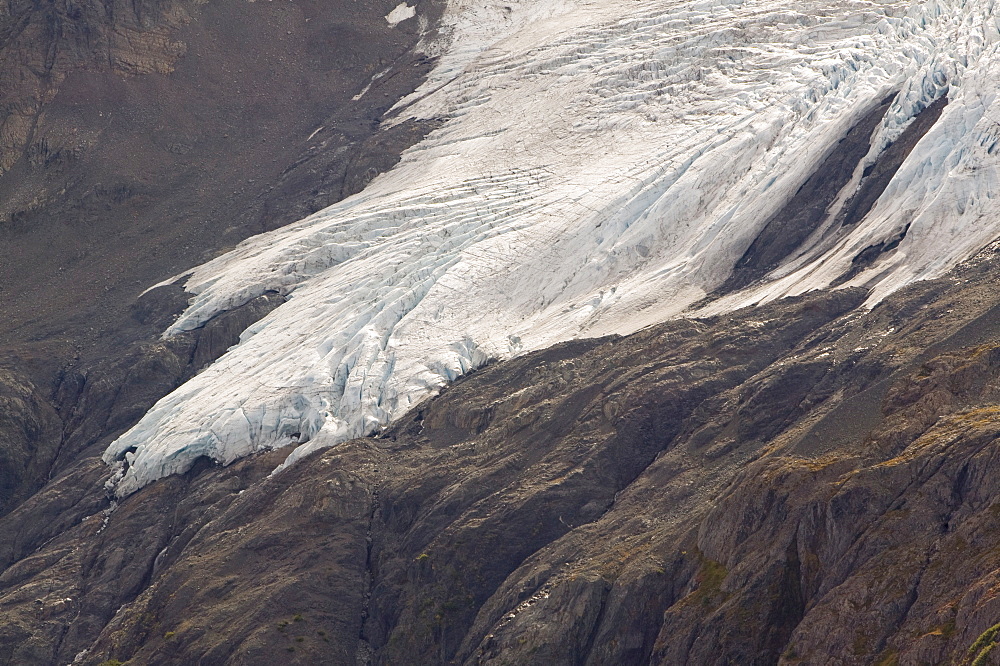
385, 2, 416, 27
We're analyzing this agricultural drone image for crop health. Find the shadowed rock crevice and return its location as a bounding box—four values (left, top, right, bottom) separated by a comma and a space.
830, 221, 912, 288
835, 95, 948, 229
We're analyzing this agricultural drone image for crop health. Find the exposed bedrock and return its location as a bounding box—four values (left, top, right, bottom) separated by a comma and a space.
0, 368, 62, 512
3, 241, 1000, 663
0, 0, 445, 347
723, 93, 948, 294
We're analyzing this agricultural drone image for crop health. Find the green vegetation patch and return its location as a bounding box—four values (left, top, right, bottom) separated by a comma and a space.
962, 622, 1000, 666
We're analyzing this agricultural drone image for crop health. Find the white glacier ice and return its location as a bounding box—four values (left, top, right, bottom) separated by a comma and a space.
105, 0, 1000, 495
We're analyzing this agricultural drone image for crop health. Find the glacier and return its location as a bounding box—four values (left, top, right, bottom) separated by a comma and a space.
105, 0, 1000, 496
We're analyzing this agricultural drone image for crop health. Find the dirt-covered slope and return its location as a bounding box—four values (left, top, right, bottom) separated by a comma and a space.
3, 240, 1000, 664
0, 0, 443, 347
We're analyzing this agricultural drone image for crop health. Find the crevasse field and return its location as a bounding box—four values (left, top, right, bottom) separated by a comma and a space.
105, 0, 1000, 495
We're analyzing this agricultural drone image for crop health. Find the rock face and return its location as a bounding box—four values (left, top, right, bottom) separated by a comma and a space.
3, 241, 1000, 663
7, 0, 1000, 664
0, 0, 444, 348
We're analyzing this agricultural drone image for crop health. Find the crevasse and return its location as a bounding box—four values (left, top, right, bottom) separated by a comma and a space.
105, 0, 1000, 496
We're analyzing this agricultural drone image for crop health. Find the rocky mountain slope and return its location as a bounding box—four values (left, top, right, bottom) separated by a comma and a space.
0, 0, 443, 346
9, 240, 1000, 664
3, 0, 1000, 665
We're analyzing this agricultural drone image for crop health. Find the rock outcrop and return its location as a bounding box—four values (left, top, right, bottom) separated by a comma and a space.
4, 242, 1000, 663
